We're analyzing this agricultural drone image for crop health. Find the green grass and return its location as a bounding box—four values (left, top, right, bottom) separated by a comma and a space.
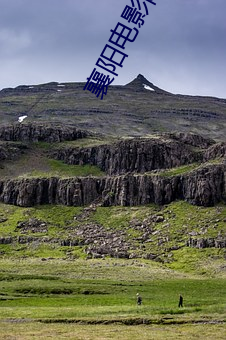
0, 204, 27, 235
0, 255, 225, 338
0, 258, 225, 327
90, 202, 226, 273
157, 163, 200, 177
0, 201, 225, 276
91, 205, 159, 230
21, 159, 105, 178
28, 205, 82, 226
58, 137, 116, 148
0, 323, 225, 340
152, 159, 224, 178
0, 204, 82, 236
0, 141, 105, 179
168, 247, 226, 276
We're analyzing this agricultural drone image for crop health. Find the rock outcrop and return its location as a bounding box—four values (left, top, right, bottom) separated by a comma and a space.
0, 142, 28, 161
165, 132, 215, 149
0, 123, 90, 143
0, 126, 225, 208
187, 237, 226, 249
204, 142, 226, 160
0, 164, 225, 207
52, 138, 203, 175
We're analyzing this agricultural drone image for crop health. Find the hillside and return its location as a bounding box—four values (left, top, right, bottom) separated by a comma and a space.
0, 124, 226, 207
0, 124, 225, 267
0, 74, 226, 140
0, 83, 226, 335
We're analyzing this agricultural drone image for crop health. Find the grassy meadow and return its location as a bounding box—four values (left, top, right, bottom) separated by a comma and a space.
0, 200, 225, 338
0, 257, 225, 339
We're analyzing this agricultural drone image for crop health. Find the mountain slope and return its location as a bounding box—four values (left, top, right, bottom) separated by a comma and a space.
0, 125, 225, 208
0, 74, 226, 140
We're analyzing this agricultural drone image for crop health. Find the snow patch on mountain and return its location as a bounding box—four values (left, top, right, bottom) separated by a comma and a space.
18, 115, 27, 123
143, 84, 155, 91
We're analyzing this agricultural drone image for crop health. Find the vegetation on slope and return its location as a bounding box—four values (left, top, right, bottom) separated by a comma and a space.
0, 141, 105, 179
0, 201, 225, 277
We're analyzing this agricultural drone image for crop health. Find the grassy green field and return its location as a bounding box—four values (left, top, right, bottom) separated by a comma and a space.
0, 199, 225, 338
1, 322, 225, 340
0, 258, 225, 339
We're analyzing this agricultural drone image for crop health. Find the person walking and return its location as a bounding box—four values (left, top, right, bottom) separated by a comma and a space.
137, 293, 142, 306
178, 294, 183, 308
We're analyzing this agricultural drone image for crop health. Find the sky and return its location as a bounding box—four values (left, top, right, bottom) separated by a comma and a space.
0, 0, 225, 97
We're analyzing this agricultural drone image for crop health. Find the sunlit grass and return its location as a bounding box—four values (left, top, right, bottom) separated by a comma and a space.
0, 322, 225, 340
0, 258, 225, 322
21, 159, 105, 178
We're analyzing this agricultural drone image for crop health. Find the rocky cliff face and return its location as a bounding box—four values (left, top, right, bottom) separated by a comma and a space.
52, 138, 203, 175
0, 164, 225, 207
0, 142, 28, 161
164, 132, 215, 149
204, 142, 226, 160
181, 165, 226, 205
0, 123, 90, 142
0, 126, 225, 208
187, 237, 226, 249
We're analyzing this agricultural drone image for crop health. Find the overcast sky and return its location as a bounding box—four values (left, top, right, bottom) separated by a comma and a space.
0, 0, 225, 97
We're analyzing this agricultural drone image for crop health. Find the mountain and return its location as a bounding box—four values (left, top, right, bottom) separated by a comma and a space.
0, 74, 226, 140
124, 74, 171, 94
0, 82, 225, 265
0, 74, 225, 332
0, 124, 225, 263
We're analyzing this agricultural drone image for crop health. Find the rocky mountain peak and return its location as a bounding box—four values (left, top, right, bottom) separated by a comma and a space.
137, 73, 148, 81
124, 74, 171, 94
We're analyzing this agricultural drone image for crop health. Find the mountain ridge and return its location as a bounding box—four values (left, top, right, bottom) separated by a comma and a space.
0, 74, 226, 140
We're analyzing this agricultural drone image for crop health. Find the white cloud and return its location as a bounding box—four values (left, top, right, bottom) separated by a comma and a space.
0, 0, 225, 98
